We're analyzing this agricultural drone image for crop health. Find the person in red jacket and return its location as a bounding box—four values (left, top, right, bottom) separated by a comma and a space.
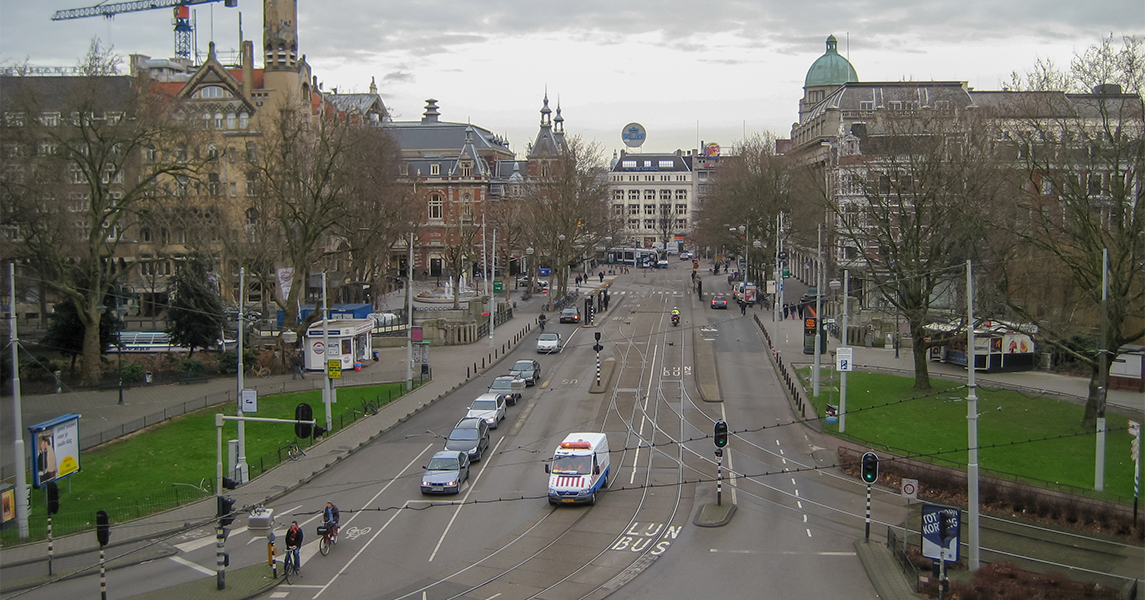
286, 521, 303, 574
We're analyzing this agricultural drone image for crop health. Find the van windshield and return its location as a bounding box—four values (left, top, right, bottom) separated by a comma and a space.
551, 456, 591, 475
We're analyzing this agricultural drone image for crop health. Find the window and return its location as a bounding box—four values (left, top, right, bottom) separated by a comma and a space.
246, 172, 257, 196
69, 163, 85, 184
614, 189, 625, 200
628, 218, 639, 229
659, 160, 674, 168
860, 101, 875, 111
660, 189, 671, 201
207, 143, 218, 161
208, 173, 222, 196
238, 112, 249, 129
644, 204, 655, 215
69, 192, 89, 212
38, 140, 57, 156
676, 218, 687, 228
5, 112, 25, 127
145, 146, 157, 163
644, 189, 655, 201
226, 113, 236, 129
175, 175, 188, 196
193, 86, 233, 99
1088, 173, 1103, 195
676, 189, 687, 200
613, 204, 624, 216
622, 160, 636, 168
141, 228, 153, 242
202, 113, 211, 129
40, 112, 59, 127
160, 228, 170, 244
429, 194, 443, 220
245, 141, 257, 162
460, 162, 472, 177
230, 182, 237, 196
644, 218, 655, 229
628, 189, 639, 201
629, 204, 639, 215
1041, 177, 1054, 196
878, 174, 891, 195
400, 163, 409, 176
246, 207, 260, 225
430, 163, 440, 176
675, 203, 687, 215
100, 165, 121, 184
214, 113, 224, 129
889, 101, 903, 110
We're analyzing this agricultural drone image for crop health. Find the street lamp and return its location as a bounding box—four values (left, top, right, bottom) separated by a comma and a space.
113, 294, 127, 405
525, 247, 535, 295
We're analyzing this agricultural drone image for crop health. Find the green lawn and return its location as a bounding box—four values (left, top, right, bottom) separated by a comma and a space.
2, 382, 417, 546
806, 369, 1140, 500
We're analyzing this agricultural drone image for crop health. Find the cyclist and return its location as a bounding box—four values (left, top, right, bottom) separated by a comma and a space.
286, 521, 303, 575
323, 501, 340, 542
539, 313, 547, 331
671, 307, 680, 326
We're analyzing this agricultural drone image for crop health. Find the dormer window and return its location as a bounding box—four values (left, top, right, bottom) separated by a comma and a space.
430, 163, 440, 176
460, 162, 473, 177
193, 86, 233, 99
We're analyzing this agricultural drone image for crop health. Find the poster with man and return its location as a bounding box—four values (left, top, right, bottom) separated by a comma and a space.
30, 414, 82, 488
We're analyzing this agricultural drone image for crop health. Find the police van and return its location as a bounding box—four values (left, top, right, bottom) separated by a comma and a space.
545, 433, 610, 505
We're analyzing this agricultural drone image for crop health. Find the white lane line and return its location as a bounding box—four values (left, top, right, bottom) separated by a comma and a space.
803, 515, 808, 523
806, 529, 813, 538
168, 555, 215, 576
630, 343, 659, 485
312, 446, 435, 599
429, 437, 506, 562
791, 478, 797, 485
797, 501, 803, 509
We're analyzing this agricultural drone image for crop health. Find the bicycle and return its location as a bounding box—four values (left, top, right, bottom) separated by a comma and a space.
318, 522, 338, 556
361, 397, 379, 416
248, 366, 270, 379
281, 556, 296, 584
286, 441, 306, 461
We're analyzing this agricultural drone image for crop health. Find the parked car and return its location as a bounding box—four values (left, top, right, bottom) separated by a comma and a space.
537, 332, 562, 354
509, 359, 541, 386
488, 374, 525, 404
420, 450, 470, 495
517, 276, 549, 288
466, 393, 507, 429
710, 295, 728, 309
559, 307, 581, 323
444, 418, 490, 462
369, 312, 400, 327
679, 251, 692, 260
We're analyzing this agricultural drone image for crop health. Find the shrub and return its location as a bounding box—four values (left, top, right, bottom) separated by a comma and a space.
120, 361, 145, 383
181, 358, 206, 374
216, 348, 260, 375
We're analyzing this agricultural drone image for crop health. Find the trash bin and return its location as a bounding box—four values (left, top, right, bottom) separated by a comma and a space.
144, 372, 153, 384
421, 364, 429, 375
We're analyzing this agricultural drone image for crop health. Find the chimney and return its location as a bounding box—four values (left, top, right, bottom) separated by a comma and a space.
422, 99, 440, 124
241, 41, 253, 99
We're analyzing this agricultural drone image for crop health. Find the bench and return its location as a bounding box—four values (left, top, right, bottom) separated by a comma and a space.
178, 372, 209, 385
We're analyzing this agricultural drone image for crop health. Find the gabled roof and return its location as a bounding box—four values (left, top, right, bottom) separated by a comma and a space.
324, 92, 387, 118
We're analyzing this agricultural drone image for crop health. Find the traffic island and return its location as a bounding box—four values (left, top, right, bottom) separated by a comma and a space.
589, 358, 616, 394
124, 562, 280, 600
693, 502, 736, 527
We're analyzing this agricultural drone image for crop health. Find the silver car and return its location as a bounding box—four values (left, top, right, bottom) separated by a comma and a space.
466, 393, 507, 429
537, 332, 562, 354
421, 450, 470, 495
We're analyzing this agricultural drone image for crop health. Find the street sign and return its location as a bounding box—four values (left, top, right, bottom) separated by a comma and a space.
327, 360, 341, 379
836, 347, 853, 372
921, 504, 960, 561
901, 478, 918, 499
493, 281, 503, 293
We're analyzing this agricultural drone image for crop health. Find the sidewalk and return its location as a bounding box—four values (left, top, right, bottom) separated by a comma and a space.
0, 300, 547, 595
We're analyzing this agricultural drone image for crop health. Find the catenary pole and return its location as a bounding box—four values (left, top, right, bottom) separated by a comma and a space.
1096, 249, 1108, 491
840, 270, 849, 433
322, 272, 332, 433
9, 263, 29, 537
813, 224, 822, 397
235, 268, 248, 483
967, 260, 980, 571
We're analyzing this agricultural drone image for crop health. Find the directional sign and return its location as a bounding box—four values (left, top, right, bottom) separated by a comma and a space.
327, 360, 342, 379
921, 504, 960, 561
836, 347, 853, 372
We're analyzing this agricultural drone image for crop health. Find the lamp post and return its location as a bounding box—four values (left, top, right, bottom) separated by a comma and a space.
525, 247, 534, 295
114, 293, 127, 406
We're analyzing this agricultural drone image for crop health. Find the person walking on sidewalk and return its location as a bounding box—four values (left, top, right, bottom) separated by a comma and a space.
539, 313, 547, 332
286, 521, 303, 575
292, 355, 306, 379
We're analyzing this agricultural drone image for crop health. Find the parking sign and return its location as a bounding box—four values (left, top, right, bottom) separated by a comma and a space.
836, 347, 853, 372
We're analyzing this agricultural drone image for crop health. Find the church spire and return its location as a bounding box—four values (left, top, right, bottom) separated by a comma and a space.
264, 0, 299, 72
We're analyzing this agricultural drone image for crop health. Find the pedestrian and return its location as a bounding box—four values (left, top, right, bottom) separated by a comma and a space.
286, 521, 303, 575
782, 303, 789, 319
740, 300, 747, 315
697, 280, 703, 298
292, 354, 306, 379
575, 275, 581, 287
599, 271, 605, 283
539, 313, 547, 331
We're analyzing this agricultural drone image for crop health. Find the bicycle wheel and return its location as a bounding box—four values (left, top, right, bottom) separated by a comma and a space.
366, 401, 379, 415
288, 445, 302, 461
258, 367, 271, 379
319, 535, 330, 556
283, 560, 294, 585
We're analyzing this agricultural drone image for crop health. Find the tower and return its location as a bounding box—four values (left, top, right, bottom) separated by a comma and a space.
263, 0, 298, 72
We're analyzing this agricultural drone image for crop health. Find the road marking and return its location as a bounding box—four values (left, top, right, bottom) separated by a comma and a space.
313, 447, 435, 599
630, 343, 658, 485
511, 401, 536, 433
429, 436, 506, 562
168, 555, 215, 576
806, 529, 813, 538
708, 549, 857, 556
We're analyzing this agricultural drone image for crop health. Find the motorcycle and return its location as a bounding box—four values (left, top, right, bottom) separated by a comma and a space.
671, 314, 680, 327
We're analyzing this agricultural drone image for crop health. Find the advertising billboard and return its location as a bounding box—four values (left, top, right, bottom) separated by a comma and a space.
29, 414, 82, 488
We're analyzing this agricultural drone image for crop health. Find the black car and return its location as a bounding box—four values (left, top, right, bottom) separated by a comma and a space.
559, 307, 581, 323
509, 359, 541, 386
711, 295, 728, 309
444, 418, 490, 462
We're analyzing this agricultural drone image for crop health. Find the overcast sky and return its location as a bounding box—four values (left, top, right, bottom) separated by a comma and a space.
2, 1, 1141, 158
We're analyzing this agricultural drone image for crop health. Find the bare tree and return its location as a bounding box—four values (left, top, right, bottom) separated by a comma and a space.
1, 40, 202, 385
993, 35, 1145, 427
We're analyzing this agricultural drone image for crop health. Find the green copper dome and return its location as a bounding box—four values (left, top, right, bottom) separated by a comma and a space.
805, 35, 858, 87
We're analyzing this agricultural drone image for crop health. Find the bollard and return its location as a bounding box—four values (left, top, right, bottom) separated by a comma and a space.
467, 367, 470, 378
482, 357, 485, 368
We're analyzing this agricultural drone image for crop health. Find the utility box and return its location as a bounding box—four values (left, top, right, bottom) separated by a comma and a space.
248, 507, 274, 537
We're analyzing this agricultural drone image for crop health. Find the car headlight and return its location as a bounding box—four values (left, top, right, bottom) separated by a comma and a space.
484, 417, 495, 424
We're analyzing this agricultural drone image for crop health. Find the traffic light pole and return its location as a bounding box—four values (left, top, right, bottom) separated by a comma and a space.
864, 483, 872, 541
716, 449, 724, 506
214, 414, 313, 590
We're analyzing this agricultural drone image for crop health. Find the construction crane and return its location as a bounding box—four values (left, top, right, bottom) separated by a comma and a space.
52, 0, 238, 61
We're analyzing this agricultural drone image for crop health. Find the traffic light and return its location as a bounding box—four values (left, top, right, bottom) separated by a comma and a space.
939, 512, 952, 540
95, 509, 110, 547
218, 496, 237, 527
312, 425, 327, 439
714, 420, 729, 448
294, 403, 313, 438
861, 452, 879, 484
46, 482, 60, 515
593, 331, 603, 353
221, 477, 238, 490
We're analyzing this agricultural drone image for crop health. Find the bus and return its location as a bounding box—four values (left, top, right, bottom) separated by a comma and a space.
608, 248, 657, 268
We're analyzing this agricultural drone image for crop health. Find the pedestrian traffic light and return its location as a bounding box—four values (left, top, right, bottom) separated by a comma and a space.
96, 509, 110, 547
939, 512, 952, 540
294, 403, 313, 438
714, 420, 728, 448
861, 452, 879, 484
46, 481, 60, 515
312, 425, 327, 439
221, 477, 238, 490
217, 496, 237, 527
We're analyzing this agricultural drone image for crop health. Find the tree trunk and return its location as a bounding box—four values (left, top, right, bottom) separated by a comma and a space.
910, 323, 932, 392
81, 304, 103, 387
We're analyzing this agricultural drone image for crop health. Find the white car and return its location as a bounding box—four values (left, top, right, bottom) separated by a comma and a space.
536, 332, 562, 354
465, 393, 507, 429
369, 312, 400, 327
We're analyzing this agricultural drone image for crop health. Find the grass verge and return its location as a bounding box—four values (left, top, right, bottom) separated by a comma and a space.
2, 381, 418, 547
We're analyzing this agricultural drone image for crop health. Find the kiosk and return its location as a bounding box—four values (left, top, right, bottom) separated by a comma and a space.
304, 319, 374, 371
